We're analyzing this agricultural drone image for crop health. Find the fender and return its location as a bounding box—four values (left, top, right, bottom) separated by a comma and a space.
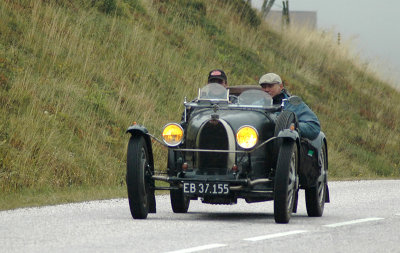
277, 129, 301, 155
126, 124, 154, 167
277, 128, 300, 141
126, 124, 149, 135
309, 131, 327, 168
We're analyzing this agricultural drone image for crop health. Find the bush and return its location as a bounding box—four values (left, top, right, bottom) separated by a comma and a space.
96, 0, 117, 14
220, 0, 261, 28
92, 0, 146, 16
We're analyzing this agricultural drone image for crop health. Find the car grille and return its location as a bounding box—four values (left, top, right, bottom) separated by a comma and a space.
197, 120, 229, 175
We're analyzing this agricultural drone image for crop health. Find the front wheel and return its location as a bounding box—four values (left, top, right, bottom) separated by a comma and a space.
274, 140, 298, 224
126, 135, 153, 219
305, 143, 328, 217
168, 150, 190, 213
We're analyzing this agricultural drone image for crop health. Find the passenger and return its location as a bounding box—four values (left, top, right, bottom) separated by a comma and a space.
259, 73, 320, 140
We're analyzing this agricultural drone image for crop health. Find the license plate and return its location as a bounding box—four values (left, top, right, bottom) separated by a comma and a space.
183, 182, 229, 195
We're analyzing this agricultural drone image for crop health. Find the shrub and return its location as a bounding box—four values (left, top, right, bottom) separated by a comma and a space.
220, 0, 261, 28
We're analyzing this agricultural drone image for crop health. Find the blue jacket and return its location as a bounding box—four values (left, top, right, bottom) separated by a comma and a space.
275, 90, 321, 140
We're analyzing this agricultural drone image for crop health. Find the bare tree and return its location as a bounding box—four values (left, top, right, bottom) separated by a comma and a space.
261, 0, 275, 18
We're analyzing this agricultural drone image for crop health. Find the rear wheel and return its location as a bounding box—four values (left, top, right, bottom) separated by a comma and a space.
168, 150, 190, 213
305, 143, 327, 217
126, 135, 153, 219
274, 140, 298, 224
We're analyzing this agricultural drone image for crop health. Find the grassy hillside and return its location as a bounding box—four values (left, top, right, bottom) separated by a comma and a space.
1, 0, 399, 209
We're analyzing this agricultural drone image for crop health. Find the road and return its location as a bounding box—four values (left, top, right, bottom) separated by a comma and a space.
1, 180, 399, 253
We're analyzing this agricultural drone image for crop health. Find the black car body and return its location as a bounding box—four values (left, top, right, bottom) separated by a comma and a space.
126, 84, 329, 223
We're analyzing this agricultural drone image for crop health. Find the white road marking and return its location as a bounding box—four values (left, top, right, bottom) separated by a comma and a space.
165, 216, 388, 252
324, 217, 384, 228
164, 243, 227, 253
243, 230, 308, 242
396, 213, 400, 216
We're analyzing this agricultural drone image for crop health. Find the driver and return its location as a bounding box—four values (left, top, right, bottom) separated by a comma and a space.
206, 69, 238, 102
207, 69, 228, 87
259, 73, 320, 140
181, 69, 234, 124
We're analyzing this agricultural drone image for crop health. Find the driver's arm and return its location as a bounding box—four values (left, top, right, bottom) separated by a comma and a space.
285, 102, 320, 140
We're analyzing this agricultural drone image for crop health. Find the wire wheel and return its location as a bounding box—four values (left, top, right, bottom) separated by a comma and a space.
305, 143, 327, 217
126, 135, 151, 219
274, 140, 298, 224
168, 150, 190, 213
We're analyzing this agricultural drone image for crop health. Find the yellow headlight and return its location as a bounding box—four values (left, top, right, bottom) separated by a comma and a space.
162, 123, 184, 146
236, 126, 258, 149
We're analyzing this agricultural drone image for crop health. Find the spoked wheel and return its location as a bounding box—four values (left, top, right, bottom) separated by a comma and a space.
305, 143, 327, 217
168, 150, 190, 213
274, 140, 298, 224
126, 135, 154, 219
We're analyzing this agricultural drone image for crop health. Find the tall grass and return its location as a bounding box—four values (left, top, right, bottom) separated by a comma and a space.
276, 26, 400, 178
0, 0, 399, 207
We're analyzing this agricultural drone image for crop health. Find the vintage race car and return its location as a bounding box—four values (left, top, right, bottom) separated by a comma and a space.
126, 83, 329, 223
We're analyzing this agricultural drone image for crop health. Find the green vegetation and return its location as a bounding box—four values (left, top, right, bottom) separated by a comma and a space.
1, 0, 399, 210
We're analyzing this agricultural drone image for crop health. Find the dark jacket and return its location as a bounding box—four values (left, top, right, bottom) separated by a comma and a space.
274, 89, 321, 140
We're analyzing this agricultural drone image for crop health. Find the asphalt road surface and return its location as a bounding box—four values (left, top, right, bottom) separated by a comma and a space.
1, 180, 399, 253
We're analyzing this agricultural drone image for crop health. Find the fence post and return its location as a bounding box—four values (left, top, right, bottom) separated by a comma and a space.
282, 0, 290, 27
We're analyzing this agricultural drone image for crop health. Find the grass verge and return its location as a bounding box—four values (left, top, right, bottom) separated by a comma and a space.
0, 0, 399, 210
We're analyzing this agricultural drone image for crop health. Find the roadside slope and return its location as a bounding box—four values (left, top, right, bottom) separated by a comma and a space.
0, 0, 399, 209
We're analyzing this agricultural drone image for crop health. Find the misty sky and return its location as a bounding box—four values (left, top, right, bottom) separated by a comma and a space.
252, 0, 400, 85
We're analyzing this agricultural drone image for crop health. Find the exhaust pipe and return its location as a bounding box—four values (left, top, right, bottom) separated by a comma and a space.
230, 178, 271, 191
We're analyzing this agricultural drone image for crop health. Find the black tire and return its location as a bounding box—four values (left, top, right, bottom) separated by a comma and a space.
305, 143, 328, 217
126, 135, 152, 219
273, 111, 297, 167
274, 140, 298, 224
274, 111, 297, 136
168, 150, 190, 213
